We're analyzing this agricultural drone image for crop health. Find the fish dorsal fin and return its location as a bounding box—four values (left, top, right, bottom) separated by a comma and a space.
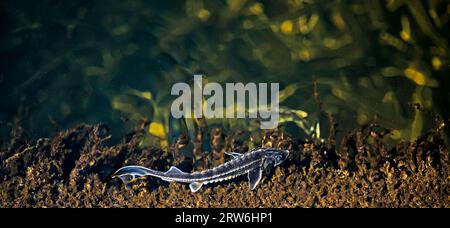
189, 182, 203, 192
248, 167, 263, 190
225, 152, 243, 159
165, 166, 185, 176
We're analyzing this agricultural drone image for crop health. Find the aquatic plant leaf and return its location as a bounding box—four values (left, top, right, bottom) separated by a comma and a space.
128, 89, 153, 101
149, 122, 166, 138
279, 84, 299, 103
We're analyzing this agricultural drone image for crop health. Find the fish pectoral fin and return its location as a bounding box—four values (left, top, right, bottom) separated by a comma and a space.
248, 167, 263, 190
165, 166, 185, 176
263, 157, 275, 170
225, 152, 244, 158
189, 182, 203, 193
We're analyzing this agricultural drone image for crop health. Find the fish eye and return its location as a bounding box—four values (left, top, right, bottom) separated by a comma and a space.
276, 155, 282, 162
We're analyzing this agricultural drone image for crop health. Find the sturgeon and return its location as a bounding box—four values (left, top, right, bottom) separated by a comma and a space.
112, 148, 289, 192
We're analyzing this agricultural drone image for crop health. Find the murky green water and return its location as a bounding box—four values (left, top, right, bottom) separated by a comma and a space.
1, 0, 448, 146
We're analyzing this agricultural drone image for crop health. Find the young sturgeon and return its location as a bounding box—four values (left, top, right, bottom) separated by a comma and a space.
112, 148, 289, 192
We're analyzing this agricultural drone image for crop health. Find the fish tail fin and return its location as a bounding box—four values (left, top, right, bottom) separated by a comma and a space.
112, 165, 154, 184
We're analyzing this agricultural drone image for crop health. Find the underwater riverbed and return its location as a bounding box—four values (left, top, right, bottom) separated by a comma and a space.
0, 124, 448, 207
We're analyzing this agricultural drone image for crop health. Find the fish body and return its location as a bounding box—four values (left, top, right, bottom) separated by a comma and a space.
113, 148, 289, 192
